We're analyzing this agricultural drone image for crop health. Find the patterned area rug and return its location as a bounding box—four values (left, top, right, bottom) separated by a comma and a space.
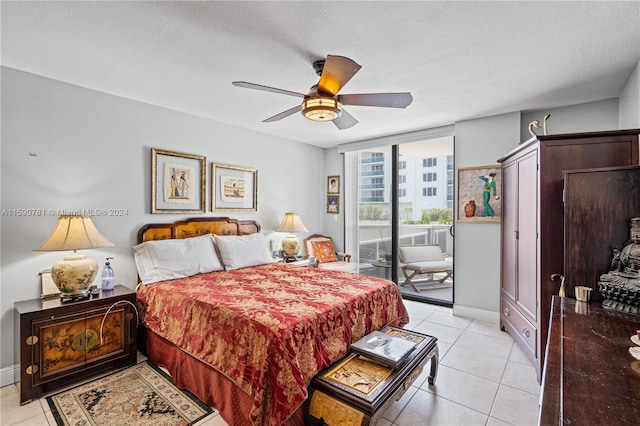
47, 361, 213, 426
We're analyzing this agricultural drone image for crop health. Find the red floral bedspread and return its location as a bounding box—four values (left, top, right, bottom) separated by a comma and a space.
137, 262, 408, 426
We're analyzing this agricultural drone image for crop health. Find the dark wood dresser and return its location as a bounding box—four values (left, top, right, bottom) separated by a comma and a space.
498, 129, 639, 380
540, 296, 640, 424
15, 285, 137, 405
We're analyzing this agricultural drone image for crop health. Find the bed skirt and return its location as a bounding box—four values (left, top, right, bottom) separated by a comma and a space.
145, 329, 305, 426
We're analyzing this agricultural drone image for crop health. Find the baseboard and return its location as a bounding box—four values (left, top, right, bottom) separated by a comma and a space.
453, 304, 500, 325
0, 363, 19, 387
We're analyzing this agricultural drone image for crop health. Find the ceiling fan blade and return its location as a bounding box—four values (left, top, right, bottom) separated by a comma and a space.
333, 109, 359, 130
339, 93, 413, 108
232, 81, 305, 98
263, 105, 301, 122
318, 55, 362, 96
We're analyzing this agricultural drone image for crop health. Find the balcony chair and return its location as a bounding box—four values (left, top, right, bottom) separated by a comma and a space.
304, 234, 358, 273
398, 244, 453, 292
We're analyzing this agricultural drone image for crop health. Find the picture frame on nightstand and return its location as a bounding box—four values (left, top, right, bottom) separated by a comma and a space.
40, 269, 60, 299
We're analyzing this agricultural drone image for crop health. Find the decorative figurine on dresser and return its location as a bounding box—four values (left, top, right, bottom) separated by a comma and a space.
599, 217, 640, 316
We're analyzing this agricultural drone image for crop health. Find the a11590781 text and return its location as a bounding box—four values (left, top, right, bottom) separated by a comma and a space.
1, 208, 129, 217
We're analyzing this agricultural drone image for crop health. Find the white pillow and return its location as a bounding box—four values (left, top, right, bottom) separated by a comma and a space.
133, 234, 223, 284
214, 233, 273, 270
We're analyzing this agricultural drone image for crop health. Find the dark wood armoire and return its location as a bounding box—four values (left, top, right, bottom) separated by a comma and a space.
498, 129, 639, 380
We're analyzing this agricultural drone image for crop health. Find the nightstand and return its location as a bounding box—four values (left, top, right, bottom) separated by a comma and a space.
15, 285, 137, 405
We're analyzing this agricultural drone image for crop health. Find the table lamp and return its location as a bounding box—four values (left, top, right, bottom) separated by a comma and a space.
276, 212, 308, 259
35, 215, 114, 300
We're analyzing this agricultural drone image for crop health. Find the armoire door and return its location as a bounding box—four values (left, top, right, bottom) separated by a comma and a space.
563, 165, 640, 299
515, 150, 538, 321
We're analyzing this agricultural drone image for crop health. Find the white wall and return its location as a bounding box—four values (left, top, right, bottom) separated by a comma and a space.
619, 61, 640, 129
322, 149, 345, 250
521, 98, 620, 142
0, 67, 325, 375
453, 112, 521, 316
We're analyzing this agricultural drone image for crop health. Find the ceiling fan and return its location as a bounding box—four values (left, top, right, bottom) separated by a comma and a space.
232, 55, 413, 130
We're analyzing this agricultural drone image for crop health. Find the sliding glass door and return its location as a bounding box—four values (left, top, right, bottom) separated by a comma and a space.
354, 136, 454, 306
396, 138, 454, 305
357, 147, 393, 280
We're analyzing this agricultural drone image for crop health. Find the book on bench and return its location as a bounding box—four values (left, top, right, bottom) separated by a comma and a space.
350, 330, 416, 368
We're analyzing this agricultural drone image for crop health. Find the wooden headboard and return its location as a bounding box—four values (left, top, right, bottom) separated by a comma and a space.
137, 217, 261, 244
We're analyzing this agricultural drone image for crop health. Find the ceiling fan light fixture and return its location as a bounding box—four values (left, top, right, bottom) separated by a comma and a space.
302, 97, 342, 122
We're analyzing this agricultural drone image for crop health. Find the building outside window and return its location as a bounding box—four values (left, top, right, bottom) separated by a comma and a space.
422, 187, 437, 197
423, 172, 437, 182
357, 150, 452, 221
423, 157, 437, 167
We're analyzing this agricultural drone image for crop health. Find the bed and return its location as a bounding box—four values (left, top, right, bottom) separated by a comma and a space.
135, 217, 409, 426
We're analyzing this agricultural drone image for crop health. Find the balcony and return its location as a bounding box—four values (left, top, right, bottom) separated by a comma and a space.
357, 223, 452, 264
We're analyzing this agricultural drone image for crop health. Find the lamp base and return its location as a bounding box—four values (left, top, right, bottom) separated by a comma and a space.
60, 291, 91, 303
51, 254, 98, 297
281, 235, 301, 257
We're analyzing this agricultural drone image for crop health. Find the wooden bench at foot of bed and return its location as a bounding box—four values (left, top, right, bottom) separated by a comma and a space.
306, 326, 438, 426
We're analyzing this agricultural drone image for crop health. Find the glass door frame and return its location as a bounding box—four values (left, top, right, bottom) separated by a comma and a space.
346, 141, 454, 307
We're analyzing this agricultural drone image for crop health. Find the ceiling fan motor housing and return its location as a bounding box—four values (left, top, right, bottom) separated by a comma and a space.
312, 60, 325, 76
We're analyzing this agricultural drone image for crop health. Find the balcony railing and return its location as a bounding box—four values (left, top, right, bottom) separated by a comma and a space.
357, 223, 452, 264
360, 183, 385, 190
360, 170, 385, 177
360, 156, 385, 164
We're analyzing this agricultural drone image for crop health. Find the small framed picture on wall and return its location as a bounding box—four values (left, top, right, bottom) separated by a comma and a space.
457, 165, 502, 224
327, 176, 340, 194
327, 195, 340, 214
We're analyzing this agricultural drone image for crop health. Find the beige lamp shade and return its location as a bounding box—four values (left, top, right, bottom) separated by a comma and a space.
276, 213, 308, 257
35, 215, 114, 297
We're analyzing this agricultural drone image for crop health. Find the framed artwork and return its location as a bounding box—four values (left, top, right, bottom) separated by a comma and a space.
40, 270, 60, 299
212, 163, 258, 212
327, 175, 340, 194
327, 195, 340, 214
151, 148, 206, 214
457, 165, 502, 223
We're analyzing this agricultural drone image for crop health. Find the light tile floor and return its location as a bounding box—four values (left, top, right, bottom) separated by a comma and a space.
1, 300, 540, 425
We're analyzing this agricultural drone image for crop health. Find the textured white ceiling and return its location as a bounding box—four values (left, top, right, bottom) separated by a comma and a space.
2, 1, 639, 149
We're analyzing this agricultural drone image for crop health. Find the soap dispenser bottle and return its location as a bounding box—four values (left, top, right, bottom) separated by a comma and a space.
101, 257, 115, 290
